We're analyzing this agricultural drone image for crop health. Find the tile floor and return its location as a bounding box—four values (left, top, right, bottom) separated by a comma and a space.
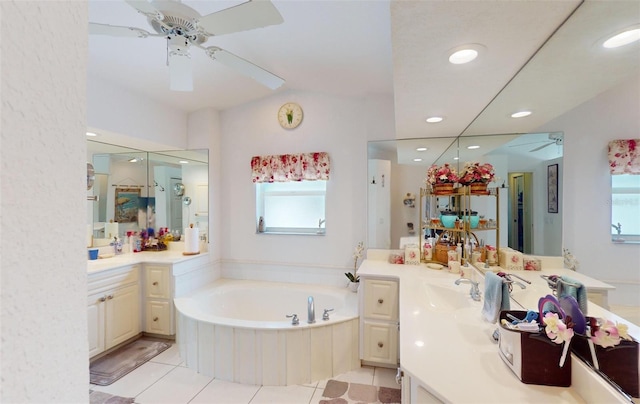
90, 343, 400, 404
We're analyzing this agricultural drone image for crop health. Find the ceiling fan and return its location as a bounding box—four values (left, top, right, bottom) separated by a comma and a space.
509, 133, 564, 152
89, 0, 285, 91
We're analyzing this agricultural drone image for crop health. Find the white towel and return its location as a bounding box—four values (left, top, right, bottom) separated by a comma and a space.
482, 272, 510, 323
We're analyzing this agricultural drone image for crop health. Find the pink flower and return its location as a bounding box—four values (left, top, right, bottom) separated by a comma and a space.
544, 312, 574, 344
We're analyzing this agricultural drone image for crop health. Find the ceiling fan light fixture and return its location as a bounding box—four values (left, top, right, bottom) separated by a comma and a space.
603, 27, 640, 48
426, 116, 443, 123
511, 110, 532, 118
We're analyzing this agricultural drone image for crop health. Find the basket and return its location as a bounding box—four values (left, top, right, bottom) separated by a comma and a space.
498, 311, 571, 387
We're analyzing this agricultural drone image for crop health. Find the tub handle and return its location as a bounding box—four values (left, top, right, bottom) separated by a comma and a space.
286, 314, 299, 326
322, 308, 334, 321
378, 342, 384, 348
378, 298, 384, 304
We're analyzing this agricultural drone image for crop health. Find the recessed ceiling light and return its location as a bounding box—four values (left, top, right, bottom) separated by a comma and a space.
467, 145, 480, 150
603, 28, 640, 48
511, 111, 532, 118
416, 147, 428, 152
447, 44, 485, 65
86, 132, 98, 137
413, 158, 423, 162
179, 160, 189, 164
426, 116, 443, 123
453, 157, 459, 160
128, 158, 138, 163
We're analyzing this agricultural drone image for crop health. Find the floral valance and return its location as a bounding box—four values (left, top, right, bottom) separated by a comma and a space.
608, 139, 640, 175
251, 152, 330, 183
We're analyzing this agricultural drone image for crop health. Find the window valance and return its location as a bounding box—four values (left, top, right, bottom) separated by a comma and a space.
608, 139, 640, 175
251, 152, 330, 183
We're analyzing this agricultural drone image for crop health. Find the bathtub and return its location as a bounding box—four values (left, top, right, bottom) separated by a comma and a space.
174, 279, 360, 386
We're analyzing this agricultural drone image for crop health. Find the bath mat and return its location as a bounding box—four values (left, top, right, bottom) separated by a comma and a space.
320, 380, 401, 404
89, 390, 134, 404
90, 337, 171, 386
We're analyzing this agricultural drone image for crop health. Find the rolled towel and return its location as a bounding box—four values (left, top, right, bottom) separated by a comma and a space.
557, 276, 588, 315
482, 272, 510, 323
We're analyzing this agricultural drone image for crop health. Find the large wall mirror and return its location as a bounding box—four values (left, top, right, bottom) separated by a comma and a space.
368, 132, 563, 255
87, 140, 208, 245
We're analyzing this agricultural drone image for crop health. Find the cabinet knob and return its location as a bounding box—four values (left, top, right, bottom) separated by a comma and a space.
378, 342, 384, 348
378, 298, 384, 304
99, 296, 106, 302
153, 281, 159, 286
153, 317, 159, 322
107, 294, 114, 300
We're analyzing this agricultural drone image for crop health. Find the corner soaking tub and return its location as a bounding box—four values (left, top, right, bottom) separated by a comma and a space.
174, 279, 360, 386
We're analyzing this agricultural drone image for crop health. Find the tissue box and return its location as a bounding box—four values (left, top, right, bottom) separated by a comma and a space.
499, 247, 524, 271
404, 245, 420, 265
571, 322, 639, 398
498, 311, 571, 387
523, 255, 542, 271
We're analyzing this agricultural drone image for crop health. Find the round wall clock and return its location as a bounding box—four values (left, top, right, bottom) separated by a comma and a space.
278, 102, 303, 129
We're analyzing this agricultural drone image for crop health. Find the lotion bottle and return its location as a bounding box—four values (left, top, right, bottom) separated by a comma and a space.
456, 243, 462, 263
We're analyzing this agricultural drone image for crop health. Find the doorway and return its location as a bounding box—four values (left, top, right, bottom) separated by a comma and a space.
508, 172, 533, 253
169, 177, 183, 232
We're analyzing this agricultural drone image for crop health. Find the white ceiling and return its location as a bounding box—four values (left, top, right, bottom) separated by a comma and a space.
88, 0, 640, 141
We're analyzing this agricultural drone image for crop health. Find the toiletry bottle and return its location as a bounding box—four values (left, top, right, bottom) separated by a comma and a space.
456, 243, 462, 263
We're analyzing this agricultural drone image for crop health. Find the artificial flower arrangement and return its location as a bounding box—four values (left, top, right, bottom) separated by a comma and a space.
426, 163, 459, 185
345, 241, 364, 283
588, 317, 632, 348
457, 162, 495, 185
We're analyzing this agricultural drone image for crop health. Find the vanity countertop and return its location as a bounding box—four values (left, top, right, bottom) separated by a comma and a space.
358, 255, 631, 403
87, 251, 209, 275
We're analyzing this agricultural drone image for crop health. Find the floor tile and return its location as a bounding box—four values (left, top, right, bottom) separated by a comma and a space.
135, 366, 213, 403
91, 362, 175, 398
332, 366, 374, 385
190, 379, 260, 404
249, 385, 315, 404
149, 344, 183, 366
373, 367, 400, 389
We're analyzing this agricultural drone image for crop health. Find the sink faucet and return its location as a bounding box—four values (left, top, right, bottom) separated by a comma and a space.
308, 296, 315, 323
455, 278, 481, 301
318, 219, 325, 228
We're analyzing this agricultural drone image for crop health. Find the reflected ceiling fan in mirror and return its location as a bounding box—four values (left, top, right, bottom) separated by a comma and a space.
89, 0, 285, 91
509, 133, 564, 152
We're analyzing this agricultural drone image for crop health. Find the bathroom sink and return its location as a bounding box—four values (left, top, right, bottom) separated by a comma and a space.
423, 283, 480, 312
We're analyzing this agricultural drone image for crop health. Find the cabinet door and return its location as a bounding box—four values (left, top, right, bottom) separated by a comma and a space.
145, 300, 172, 335
145, 265, 170, 299
105, 283, 140, 349
363, 279, 399, 321
363, 321, 398, 365
87, 293, 106, 357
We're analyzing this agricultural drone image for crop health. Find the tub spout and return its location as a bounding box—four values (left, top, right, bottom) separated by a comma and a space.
308, 296, 315, 324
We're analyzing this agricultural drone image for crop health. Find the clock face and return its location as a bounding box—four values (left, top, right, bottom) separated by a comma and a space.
278, 103, 303, 129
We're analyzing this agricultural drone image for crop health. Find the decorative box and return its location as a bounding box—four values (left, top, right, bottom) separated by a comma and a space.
404, 244, 421, 265
499, 247, 524, 271
523, 255, 542, 271
498, 311, 571, 387
571, 321, 639, 398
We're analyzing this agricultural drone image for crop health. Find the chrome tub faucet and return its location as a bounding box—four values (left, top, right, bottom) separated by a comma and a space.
308, 296, 315, 324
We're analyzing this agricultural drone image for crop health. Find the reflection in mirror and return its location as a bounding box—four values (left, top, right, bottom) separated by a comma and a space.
367, 133, 563, 256
611, 174, 640, 243
87, 140, 209, 245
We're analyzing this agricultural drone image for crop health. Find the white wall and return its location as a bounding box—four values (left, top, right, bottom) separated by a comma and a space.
1, 1, 88, 401
219, 91, 392, 285
537, 74, 640, 305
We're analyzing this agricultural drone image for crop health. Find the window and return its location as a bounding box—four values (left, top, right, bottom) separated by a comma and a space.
611, 174, 640, 242
256, 181, 327, 234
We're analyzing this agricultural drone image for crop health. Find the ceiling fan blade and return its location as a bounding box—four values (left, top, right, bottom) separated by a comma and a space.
89, 22, 155, 38
207, 47, 284, 90
124, 0, 164, 20
197, 0, 284, 36
529, 142, 554, 152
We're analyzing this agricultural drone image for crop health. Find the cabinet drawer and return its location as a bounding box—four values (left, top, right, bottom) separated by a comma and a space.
145, 266, 171, 299
363, 279, 399, 321
145, 301, 172, 335
363, 321, 398, 365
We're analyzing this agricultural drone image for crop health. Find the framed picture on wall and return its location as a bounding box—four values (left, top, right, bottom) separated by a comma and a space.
114, 187, 141, 223
547, 164, 559, 213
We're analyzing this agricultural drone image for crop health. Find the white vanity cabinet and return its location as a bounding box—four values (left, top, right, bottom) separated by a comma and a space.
143, 264, 174, 336
360, 277, 399, 367
88, 265, 141, 358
